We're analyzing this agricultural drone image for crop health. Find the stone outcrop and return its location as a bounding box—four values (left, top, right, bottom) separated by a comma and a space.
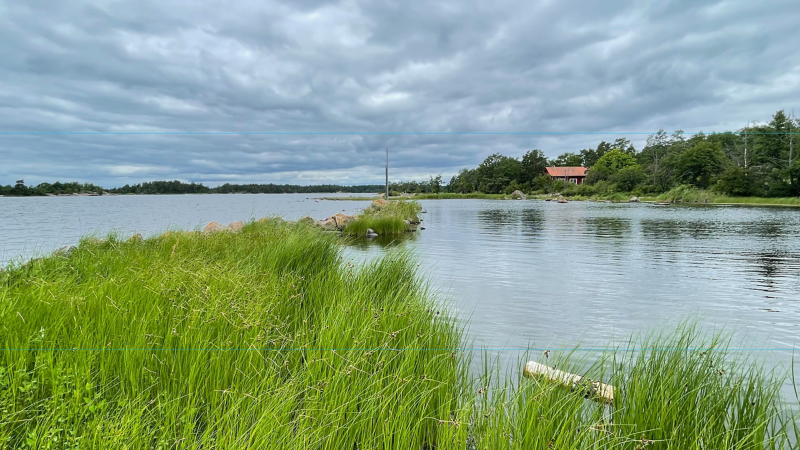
203, 222, 227, 234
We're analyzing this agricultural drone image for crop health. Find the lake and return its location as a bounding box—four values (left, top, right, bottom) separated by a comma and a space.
2, 194, 799, 394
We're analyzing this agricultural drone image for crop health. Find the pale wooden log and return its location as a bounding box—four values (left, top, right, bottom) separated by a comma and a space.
523, 361, 615, 404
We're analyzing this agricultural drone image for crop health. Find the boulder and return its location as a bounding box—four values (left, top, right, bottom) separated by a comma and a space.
317, 217, 339, 231
55, 245, 77, 257
371, 198, 389, 207
366, 228, 378, 237
297, 216, 317, 227
228, 221, 245, 232
332, 213, 356, 228
203, 221, 227, 234
629, 196, 639, 203
510, 190, 527, 200
128, 233, 143, 243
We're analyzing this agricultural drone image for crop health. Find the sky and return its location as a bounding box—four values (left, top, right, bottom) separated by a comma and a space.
1, 0, 799, 187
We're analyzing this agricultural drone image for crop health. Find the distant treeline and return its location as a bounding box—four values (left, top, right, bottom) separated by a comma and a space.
0, 179, 385, 196
439, 109, 799, 197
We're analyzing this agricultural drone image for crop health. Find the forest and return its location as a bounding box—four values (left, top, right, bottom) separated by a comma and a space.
441, 110, 799, 197
0, 180, 384, 196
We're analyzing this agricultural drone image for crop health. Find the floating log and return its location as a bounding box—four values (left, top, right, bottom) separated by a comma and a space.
523, 361, 615, 404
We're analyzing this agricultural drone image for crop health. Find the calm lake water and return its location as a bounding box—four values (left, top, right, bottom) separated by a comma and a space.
2, 194, 800, 395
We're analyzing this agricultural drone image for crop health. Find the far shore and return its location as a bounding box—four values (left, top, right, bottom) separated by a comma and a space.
321, 191, 800, 207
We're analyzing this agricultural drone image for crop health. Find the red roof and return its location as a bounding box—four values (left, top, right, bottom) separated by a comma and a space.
545, 167, 587, 177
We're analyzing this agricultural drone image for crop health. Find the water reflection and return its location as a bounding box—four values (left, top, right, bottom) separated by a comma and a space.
340, 232, 418, 250
477, 209, 519, 231
582, 217, 631, 239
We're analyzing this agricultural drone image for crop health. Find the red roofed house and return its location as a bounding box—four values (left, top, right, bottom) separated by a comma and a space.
545, 167, 587, 185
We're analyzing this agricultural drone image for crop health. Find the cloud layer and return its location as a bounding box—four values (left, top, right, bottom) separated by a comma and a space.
1, 0, 798, 186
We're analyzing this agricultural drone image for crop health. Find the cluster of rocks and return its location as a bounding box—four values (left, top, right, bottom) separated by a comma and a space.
203, 220, 245, 234
316, 212, 357, 231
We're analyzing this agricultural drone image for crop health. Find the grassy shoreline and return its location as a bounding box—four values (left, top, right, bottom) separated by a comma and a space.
1, 220, 796, 448
324, 190, 800, 207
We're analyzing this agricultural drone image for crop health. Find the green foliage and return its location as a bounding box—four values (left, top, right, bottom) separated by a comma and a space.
477, 153, 522, 194
678, 141, 726, 188
520, 149, 548, 184
550, 152, 583, 167
592, 148, 638, 175
612, 165, 647, 191
715, 166, 751, 195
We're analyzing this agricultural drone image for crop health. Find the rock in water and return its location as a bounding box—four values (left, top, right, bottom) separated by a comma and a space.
629, 196, 639, 203
366, 228, 379, 237
510, 190, 527, 199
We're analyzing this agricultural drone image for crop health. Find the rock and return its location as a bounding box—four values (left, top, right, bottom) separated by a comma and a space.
332, 213, 355, 228
228, 221, 245, 232
510, 190, 527, 200
371, 198, 389, 207
297, 216, 317, 227
366, 228, 378, 237
128, 234, 143, 243
420, 227, 426, 230
317, 217, 339, 231
55, 245, 77, 256
629, 196, 639, 203
557, 198, 568, 204
203, 221, 227, 234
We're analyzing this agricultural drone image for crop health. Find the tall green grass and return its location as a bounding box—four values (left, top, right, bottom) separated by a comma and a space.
0, 220, 469, 449
656, 185, 800, 206
0, 220, 795, 448
341, 200, 422, 236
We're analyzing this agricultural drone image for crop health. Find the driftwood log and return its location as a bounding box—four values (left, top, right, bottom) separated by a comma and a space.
523, 361, 615, 404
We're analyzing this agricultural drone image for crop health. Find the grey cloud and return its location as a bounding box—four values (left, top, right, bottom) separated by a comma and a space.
0, 0, 798, 187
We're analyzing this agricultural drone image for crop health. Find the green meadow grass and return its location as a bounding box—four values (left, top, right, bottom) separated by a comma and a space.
655, 185, 800, 206
0, 219, 795, 448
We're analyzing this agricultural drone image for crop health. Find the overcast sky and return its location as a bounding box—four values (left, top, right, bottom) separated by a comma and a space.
1, 0, 798, 187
